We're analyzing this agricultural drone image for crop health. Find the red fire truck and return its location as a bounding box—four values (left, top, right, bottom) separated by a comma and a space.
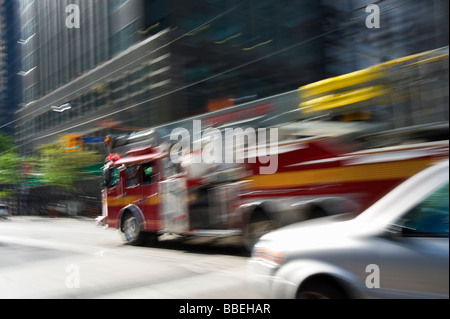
99, 129, 448, 248
98, 47, 449, 249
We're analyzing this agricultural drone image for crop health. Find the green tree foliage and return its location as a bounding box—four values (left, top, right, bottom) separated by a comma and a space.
37, 143, 102, 189
0, 133, 15, 153
0, 152, 22, 185
0, 133, 21, 185
1, 132, 102, 190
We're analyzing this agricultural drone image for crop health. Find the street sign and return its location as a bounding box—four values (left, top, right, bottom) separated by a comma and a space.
60, 134, 82, 152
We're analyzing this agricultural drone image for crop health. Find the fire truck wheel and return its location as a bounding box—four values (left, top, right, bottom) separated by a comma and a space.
307, 206, 327, 220
243, 211, 278, 251
122, 215, 147, 246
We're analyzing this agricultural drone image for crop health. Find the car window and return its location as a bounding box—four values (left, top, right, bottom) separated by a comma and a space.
394, 181, 449, 237
126, 165, 140, 188
142, 162, 157, 185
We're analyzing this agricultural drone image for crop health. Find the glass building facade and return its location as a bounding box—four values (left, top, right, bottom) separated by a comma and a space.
0, 0, 21, 136
12, 0, 449, 155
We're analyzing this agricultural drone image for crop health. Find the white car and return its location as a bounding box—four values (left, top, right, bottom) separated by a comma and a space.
248, 160, 449, 299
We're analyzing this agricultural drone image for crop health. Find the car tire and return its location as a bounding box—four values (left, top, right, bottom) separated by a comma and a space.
297, 280, 347, 299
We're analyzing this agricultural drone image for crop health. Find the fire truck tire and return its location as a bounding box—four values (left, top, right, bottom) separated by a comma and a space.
243, 209, 278, 251
122, 214, 147, 246
307, 206, 327, 220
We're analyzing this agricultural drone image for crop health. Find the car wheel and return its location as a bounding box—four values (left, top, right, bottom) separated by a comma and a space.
297, 280, 347, 299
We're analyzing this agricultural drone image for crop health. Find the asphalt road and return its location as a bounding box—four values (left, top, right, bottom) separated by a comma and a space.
0, 216, 263, 299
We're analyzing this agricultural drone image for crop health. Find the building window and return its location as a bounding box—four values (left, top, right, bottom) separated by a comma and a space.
21, 17, 36, 41
19, 0, 34, 12
109, 21, 138, 57
23, 85, 37, 104
109, 0, 129, 12
22, 51, 37, 72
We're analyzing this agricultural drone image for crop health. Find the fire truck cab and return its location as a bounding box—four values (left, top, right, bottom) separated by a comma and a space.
102, 145, 189, 245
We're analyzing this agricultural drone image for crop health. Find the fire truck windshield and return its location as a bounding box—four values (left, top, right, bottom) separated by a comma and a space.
104, 166, 120, 188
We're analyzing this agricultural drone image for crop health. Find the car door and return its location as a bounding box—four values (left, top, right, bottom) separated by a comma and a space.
377, 181, 449, 298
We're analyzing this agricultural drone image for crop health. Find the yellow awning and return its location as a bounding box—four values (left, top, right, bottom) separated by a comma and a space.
300, 86, 388, 113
